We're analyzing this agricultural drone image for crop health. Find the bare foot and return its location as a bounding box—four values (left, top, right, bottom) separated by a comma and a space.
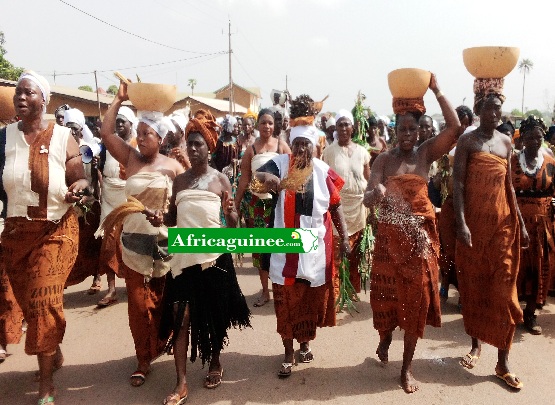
376, 337, 392, 364
401, 369, 419, 393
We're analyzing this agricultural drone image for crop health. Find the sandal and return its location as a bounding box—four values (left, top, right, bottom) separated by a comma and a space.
97, 295, 118, 308
163, 392, 188, 405
87, 278, 102, 295
130, 370, 148, 387
459, 353, 480, 369
299, 348, 314, 363
0, 349, 6, 364
496, 371, 524, 390
37, 396, 55, 405
253, 296, 269, 307
204, 368, 223, 389
278, 363, 293, 378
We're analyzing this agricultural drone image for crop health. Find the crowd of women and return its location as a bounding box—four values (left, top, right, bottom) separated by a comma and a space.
1, 67, 554, 405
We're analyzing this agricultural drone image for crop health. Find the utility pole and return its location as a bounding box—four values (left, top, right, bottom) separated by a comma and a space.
94, 70, 101, 118
53, 70, 56, 85
228, 19, 234, 115
285, 74, 288, 114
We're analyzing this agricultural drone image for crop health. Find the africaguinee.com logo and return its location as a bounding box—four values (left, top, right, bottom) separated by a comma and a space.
168, 228, 318, 254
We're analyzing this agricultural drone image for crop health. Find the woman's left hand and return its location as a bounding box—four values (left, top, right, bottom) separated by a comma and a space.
340, 237, 351, 255
66, 179, 90, 203
222, 190, 236, 216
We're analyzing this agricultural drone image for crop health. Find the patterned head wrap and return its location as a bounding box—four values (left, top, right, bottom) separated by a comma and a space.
519, 115, 547, 136
185, 109, 220, 153
392, 97, 426, 115
473, 78, 506, 114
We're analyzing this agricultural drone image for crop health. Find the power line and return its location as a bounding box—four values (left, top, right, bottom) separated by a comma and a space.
232, 53, 259, 88
38, 52, 226, 77
57, 0, 214, 54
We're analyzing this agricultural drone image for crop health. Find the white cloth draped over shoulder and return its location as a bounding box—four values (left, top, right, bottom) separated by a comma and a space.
170, 189, 222, 277
120, 171, 172, 279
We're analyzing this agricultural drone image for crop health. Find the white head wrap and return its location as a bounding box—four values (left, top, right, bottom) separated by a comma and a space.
139, 111, 171, 141
334, 109, 354, 125
63, 108, 95, 143
326, 116, 336, 128
170, 108, 189, 132
223, 114, 238, 133
161, 116, 177, 134
117, 106, 138, 135
18, 70, 51, 112
289, 125, 319, 146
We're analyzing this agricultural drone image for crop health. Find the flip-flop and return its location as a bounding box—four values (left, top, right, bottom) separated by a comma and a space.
163, 392, 188, 405
278, 363, 293, 378
299, 349, 314, 363
459, 353, 480, 369
97, 296, 118, 308
253, 297, 269, 307
87, 283, 102, 295
496, 372, 523, 389
37, 395, 55, 405
130, 370, 147, 387
204, 368, 223, 389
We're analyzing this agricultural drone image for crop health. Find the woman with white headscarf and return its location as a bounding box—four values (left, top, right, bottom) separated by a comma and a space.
61, 109, 104, 291
160, 109, 191, 170
93, 105, 138, 304
1, 70, 88, 405
100, 80, 184, 388
322, 109, 370, 297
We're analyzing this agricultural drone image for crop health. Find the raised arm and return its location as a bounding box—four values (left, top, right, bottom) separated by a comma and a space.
100, 81, 135, 167
422, 74, 461, 164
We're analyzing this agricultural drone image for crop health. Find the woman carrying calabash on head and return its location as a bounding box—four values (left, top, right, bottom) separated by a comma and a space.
1, 71, 89, 405
99, 80, 184, 388
363, 72, 460, 393
454, 75, 529, 389
147, 113, 251, 404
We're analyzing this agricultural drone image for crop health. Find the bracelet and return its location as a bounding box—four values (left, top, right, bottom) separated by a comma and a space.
435, 90, 444, 99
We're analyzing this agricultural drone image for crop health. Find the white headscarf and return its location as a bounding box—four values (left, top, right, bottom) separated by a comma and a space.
326, 116, 336, 128
170, 108, 189, 132
63, 108, 95, 143
289, 125, 319, 146
18, 70, 51, 113
117, 106, 138, 135
334, 109, 354, 125
223, 114, 237, 133
139, 111, 172, 141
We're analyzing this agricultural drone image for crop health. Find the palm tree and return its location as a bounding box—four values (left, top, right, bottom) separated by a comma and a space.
519, 58, 533, 114
188, 78, 197, 96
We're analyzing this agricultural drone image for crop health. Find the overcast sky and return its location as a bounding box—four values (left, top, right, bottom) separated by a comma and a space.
2, 0, 554, 118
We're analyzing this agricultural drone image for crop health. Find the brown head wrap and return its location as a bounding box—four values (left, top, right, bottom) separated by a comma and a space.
473, 78, 506, 114
185, 109, 220, 153
392, 97, 426, 115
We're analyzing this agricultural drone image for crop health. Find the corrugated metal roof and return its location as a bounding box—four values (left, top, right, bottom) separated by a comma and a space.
184, 96, 247, 114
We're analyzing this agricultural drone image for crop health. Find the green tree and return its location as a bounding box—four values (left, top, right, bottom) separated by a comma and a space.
188, 78, 197, 95
0, 31, 24, 81
107, 85, 118, 95
78, 85, 93, 92
511, 108, 523, 117
519, 58, 533, 114
524, 109, 543, 119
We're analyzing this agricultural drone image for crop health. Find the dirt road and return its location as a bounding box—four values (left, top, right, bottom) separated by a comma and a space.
2, 256, 555, 404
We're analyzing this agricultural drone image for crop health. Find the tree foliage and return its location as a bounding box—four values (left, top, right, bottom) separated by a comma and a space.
107, 85, 118, 95
78, 85, 93, 92
188, 78, 197, 95
0, 31, 24, 81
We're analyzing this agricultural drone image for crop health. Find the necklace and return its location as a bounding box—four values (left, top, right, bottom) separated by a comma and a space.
519, 151, 543, 177
478, 133, 495, 153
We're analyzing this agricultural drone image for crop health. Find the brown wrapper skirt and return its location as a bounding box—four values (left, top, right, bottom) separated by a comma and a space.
273, 279, 336, 342
2, 209, 79, 355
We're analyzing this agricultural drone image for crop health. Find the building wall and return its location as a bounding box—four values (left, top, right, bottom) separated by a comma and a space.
215, 87, 257, 111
